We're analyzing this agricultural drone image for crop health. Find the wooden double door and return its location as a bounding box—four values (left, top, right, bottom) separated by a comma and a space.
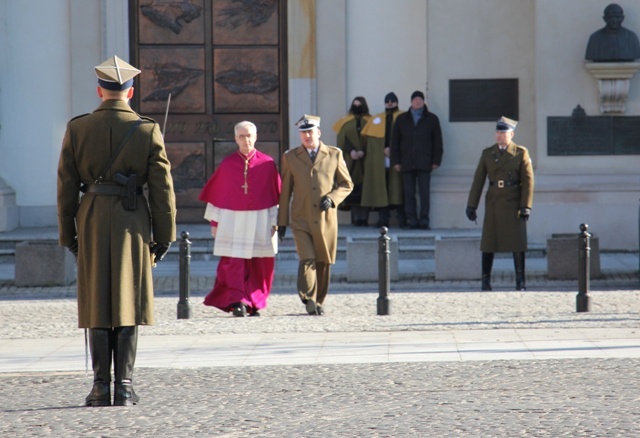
129, 0, 288, 222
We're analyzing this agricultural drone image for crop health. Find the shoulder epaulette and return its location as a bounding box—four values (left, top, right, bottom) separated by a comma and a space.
70, 113, 90, 122
140, 115, 158, 124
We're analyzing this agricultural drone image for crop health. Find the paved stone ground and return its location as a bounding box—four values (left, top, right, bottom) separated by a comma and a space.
1, 359, 639, 437
1, 290, 640, 339
2, 272, 640, 436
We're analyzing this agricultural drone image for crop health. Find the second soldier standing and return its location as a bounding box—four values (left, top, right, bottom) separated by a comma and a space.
466, 117, 534, 292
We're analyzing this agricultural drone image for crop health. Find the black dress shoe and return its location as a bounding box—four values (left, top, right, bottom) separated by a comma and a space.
231, 303, 247, 317
306, 300, 317, 315
316, 305, 325, 316
249, 309, 261, 317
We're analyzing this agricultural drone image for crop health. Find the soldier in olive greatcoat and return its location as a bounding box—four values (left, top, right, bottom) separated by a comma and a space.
466, 117, 534, 291
57, 56, 176, 406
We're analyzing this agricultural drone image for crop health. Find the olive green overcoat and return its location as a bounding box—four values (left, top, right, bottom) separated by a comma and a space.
467, 141, 534, 253
278, 142, 353, 263
57, 100, 176, 328
360, 110, 404, 207
336, 115, 370, 188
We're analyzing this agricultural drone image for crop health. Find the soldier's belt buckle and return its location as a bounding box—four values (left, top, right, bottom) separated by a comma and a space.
498, 180, 505, 188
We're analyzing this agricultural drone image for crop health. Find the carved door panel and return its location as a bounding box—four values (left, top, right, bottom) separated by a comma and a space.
129, 0, 288, 222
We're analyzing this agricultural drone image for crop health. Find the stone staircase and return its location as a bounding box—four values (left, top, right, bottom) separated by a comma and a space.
0, 224, 546, 264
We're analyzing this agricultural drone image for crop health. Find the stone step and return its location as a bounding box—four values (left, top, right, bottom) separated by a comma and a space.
0, 225, 547, 263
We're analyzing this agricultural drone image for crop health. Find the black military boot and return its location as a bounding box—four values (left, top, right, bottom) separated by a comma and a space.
514, 252, 526, 291
481, 252, 494, 291
85, 328, 112, 407
113, 326, 140, 406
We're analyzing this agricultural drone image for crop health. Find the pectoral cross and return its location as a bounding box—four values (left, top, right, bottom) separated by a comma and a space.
238, 150, 256, 195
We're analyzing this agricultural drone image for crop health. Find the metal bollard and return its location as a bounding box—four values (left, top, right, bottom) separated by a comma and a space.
576, 223, 591, 313
377, 226, 391, 315
177, 230, 192, 319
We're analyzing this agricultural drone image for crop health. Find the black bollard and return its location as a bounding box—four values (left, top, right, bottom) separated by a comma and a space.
377, 226, 391, 315
177, 230, 192, 319
576, 223, 591, 312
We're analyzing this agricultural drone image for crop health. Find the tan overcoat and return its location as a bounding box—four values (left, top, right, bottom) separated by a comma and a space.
467, 141, 534, 253
278, 142, 353, 263
57, 100, 176, 328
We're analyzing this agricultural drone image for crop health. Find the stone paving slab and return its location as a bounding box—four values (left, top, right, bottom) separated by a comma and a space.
2, 328, 639, 374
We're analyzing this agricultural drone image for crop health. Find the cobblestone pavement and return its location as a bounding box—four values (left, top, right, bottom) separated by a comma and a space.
1, 289, 640, 339
2, 273, 640, 436
1, 359, 639, 437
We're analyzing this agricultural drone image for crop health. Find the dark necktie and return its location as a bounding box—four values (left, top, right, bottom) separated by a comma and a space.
310, 150, 316, 162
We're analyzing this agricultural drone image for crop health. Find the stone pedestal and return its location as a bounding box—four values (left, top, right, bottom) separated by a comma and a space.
435, 236, 481, 280
584, 62, 640, 114
15, 242, 76, 286
546, 233, 601, 280
346, 236, 398, 282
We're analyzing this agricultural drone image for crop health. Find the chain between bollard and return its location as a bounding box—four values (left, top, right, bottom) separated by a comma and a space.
177, 230, 192, 319
576, 223, 591, 312
377, 226, 391, 315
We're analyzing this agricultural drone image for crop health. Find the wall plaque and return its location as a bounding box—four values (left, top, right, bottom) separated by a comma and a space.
449, 79, 518, 122
547, 116, 640, 155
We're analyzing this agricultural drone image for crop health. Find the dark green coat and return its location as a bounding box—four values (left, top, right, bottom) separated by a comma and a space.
360, 110, 404, 207
467, 141, 534, 253
336, 115, 369, 188
57, 100, 176, 329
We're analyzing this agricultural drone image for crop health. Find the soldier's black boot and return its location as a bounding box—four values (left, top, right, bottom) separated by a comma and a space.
514, 252, 526, 291
481, 252, 494, 291
113, 326, 140, 406
85, 328, 112, 407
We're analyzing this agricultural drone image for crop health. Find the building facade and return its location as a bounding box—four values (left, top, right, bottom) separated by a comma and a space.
1, 0, 639, 250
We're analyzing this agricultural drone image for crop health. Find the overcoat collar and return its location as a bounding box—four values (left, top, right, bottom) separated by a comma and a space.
295, 141, 328, 166
490, 141, 518, 167
94, 99, 136, 114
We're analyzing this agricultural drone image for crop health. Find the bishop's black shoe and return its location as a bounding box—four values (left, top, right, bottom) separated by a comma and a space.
231, 303, 247, 317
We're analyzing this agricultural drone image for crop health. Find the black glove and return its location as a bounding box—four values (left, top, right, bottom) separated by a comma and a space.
320, 196, 333, 211
519, 207, 531, 221
67, 240, 78, 260
465, 207, 477, 222
150, 242, 171, 262
277, 226, 286, 242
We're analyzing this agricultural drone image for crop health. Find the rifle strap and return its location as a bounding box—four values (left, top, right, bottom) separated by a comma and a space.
95, 118, 142, 184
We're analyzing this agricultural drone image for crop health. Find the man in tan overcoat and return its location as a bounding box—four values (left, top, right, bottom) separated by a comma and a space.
466, 117, 534, 292
278, 115, 353, 315
57, 56, 176, 406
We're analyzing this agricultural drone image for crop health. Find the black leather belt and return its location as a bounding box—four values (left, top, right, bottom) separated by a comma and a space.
489, 180, 519, 188
81, 184, 143, 195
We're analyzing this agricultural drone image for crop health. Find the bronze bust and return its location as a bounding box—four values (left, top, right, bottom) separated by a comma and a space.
585, 3, 640, 62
